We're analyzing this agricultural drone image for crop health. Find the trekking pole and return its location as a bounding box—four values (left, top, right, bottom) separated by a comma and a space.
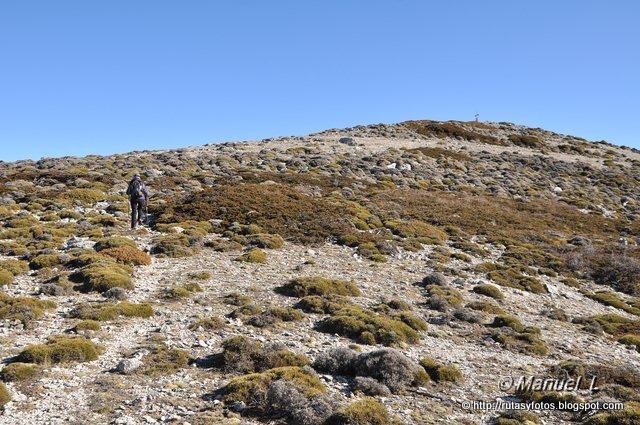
145, 199, 149, 225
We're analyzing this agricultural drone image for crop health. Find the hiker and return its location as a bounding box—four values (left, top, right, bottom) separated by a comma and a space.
126, 173, 148, 229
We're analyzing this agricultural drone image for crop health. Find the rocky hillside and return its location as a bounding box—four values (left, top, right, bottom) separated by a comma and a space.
0, 120, 639, 425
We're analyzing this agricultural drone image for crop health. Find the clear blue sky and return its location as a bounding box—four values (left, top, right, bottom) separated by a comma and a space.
1, 1, 638, 161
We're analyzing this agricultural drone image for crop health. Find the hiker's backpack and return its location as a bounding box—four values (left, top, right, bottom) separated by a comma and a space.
129, 180, 143, 199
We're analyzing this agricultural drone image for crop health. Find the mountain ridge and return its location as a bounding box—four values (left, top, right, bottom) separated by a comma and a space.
0, 119, 639, 424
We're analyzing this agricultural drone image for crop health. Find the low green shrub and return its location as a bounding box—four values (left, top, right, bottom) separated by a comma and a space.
279, 277, 361, 297
488, 268, 547, 294
419, 358, 463, 382
591, 314, 640, 336
70, 302, 153, 321
489, 317, 548, 356
467, 301, 506, 315
0, 382, 10, 408
296, 295, 353, 314
220, 366, 325, 406
244, 233, 285, 249
29, 254, 61, 270
137, 345, 190, 376
0, 292, 56, 325
0, 269, 14, 285
189, 271, 212, 280
189, 315, 225, 331
74, 320, 101, 331
0, 259, 29, 275
0, 362, 41, 382
234, 248, 267, 263
218, 336, 309, 374
94, 237, 136, 252
17, 336, 104, 365
320, 305, 420, 346
587, 291, 640, 315
151, 234, 196, 258
72, 262, 133, 292
473, 284, 505, 300
327, 397, 391, 425
100, 246, 152, 266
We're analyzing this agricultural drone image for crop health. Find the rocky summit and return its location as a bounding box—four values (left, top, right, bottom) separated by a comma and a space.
1, 119, 640, 425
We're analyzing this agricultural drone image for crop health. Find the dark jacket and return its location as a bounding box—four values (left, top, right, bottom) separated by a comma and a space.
126, 177, 148, 202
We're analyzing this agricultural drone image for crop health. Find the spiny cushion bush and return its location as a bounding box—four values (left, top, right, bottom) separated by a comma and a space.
419, 357, 463, 382
220, 366, 326, 407
590, 314, 640, 336
234, 247, 267, 263
100, 246, 152, 266
425, 284, 463, 311
137, 345, 190, 376
223, 292, 253, 306
93, 237, 137, 252
70, 302, 153, 321
375, 298, 412, 312
313, 347, 358, 376
244, 233, 285, 249
0, 362, 41, 382
155, 220, 213, 237
351, 376, 391, 396
228, 303, 262, 319
74, 320, 101, 331
151, 234, 197, 258
0, 382, 10, 408
189, 271, 212, 280
473, 283, 505, 300
217, 336, 309, 374
491, 315, 525, 332
0, 269, 14, 285
163, 282, 203, 299
204, 238, 243, 252
265, 379, 335, 425
17, 336, 104, 365
467, 301, 506, 315
352, 349, 429, 392
0, 292, 56, 325
393, 311, 428, 331
586, 291, 640, 315
487, 268, 546, 294
296, 295, 353, 314
72, 261, 133, 292
189, 315, 225, 331
29, 254, 62, 270
489, 317, 548, 356
326, 397, 392, 425
246, 306, 305, 328
279, 277, 361, 297
313, 347, 428, 393
0, 259, 29, 276
320, 305, 421, 346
